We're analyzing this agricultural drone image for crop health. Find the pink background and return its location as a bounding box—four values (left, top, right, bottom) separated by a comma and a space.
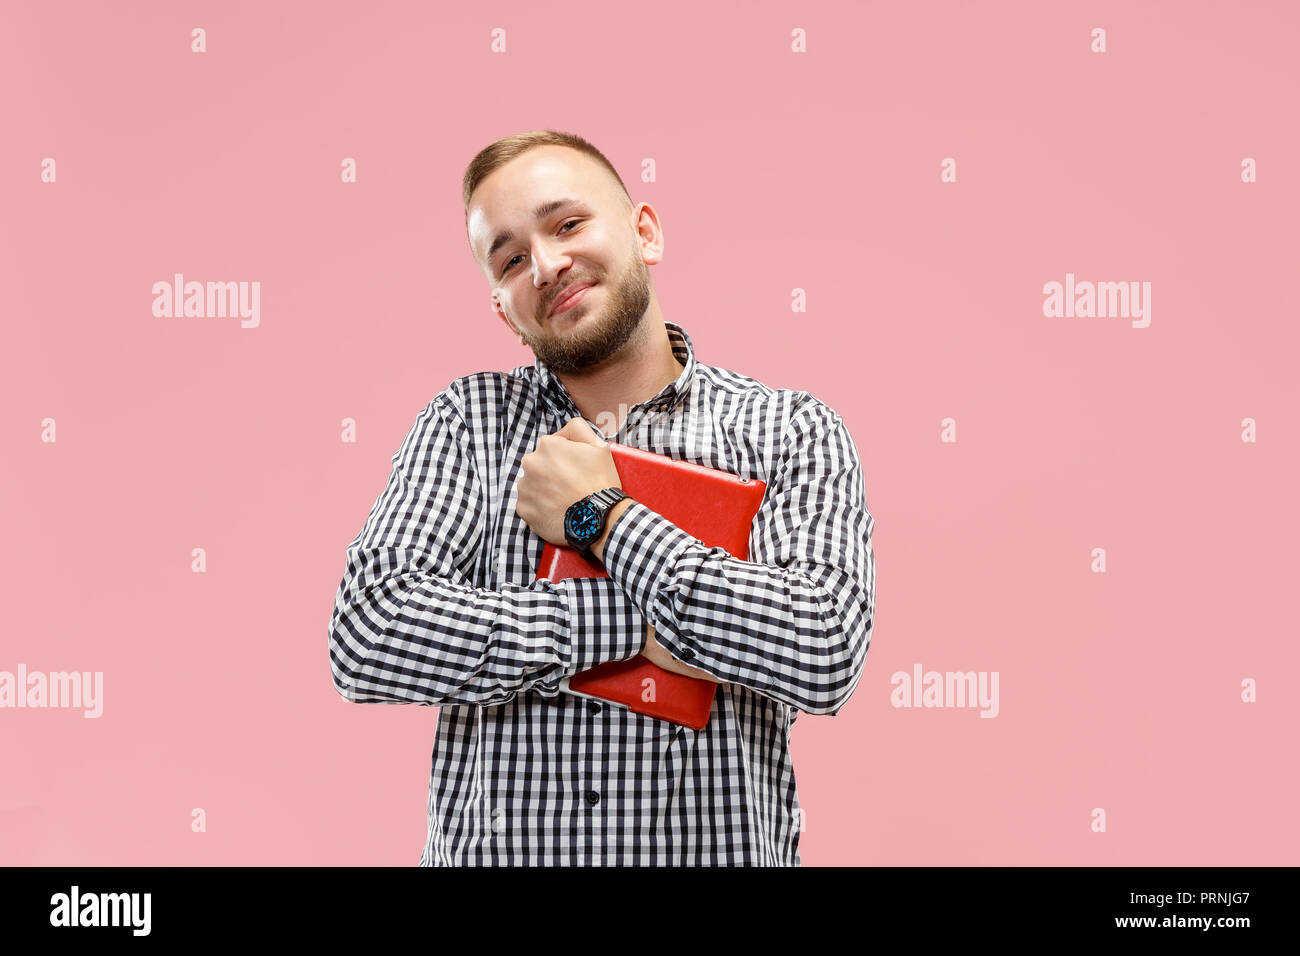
2, 0, 1297, 865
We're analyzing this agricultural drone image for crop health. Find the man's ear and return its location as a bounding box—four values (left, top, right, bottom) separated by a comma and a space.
493, 295, 522, 341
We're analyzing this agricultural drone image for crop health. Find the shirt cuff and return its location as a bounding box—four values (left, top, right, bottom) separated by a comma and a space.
560, 574, 647, 673
599, 500, 700, 653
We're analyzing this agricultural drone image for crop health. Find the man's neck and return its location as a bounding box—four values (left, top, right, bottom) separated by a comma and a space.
553, 316, 685, 438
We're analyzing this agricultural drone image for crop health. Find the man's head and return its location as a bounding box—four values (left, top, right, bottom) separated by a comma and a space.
463, 131, 663, 374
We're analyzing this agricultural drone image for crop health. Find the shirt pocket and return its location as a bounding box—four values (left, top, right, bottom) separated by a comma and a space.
653, 723, 693, 823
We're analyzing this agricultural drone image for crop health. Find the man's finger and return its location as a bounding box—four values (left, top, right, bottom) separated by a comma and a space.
558, 416, 607, 446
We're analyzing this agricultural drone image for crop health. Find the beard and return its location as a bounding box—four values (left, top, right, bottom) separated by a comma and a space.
523, 251, 651, 374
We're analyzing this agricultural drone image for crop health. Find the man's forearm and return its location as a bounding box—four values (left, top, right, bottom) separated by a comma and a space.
329, 563, 645, 706
589, 496, 635, 564
590, 497, 722, 683
599, 500, 874, 716
643, 623, 721, 682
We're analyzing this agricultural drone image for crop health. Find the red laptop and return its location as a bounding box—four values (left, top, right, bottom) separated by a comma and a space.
535, 442, 766, 730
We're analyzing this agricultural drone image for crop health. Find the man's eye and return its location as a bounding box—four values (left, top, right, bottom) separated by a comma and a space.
502, 220, 581, 275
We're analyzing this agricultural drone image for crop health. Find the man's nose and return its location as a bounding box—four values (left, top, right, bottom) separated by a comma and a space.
531, 247, 567, 288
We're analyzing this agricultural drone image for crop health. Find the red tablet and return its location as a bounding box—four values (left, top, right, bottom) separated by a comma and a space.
537, 442, 767, 730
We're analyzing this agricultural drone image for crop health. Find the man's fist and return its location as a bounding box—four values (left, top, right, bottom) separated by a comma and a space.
517, 417, 622, 546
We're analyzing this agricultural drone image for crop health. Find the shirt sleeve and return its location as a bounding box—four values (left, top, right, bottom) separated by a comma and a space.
327, 390, 646, 707
599, 400, 875, 716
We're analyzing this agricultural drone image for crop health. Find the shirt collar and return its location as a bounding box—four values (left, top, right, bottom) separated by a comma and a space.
534, 320, 697, 416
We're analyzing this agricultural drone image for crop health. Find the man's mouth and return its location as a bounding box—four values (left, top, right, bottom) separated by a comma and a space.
548, 282, 594, 317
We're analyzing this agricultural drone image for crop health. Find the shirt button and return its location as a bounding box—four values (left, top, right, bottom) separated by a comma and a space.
680, 648, 695, 661
587, 701, 602, 714
585, 790, 601, 806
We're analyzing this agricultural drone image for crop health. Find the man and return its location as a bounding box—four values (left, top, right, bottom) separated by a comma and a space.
327, 129, 876, 866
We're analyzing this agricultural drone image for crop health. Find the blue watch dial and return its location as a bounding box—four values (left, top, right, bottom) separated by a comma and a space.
565, 502, 601, 543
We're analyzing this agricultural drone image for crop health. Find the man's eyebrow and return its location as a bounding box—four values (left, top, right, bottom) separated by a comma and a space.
486, 198, 588, 268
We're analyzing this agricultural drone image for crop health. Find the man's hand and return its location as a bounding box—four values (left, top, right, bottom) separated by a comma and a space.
517, 417, 622, 546
641, 622, 720, 683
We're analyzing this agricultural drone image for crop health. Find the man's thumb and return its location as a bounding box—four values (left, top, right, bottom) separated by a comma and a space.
561, 416, 608, 445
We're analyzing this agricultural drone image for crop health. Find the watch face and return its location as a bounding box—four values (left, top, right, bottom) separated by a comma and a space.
565, 501, 601, 545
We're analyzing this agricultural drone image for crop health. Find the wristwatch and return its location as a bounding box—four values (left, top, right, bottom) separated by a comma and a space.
563, 487, 629, 563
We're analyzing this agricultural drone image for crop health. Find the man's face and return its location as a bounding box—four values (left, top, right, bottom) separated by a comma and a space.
467, 146, 652, 374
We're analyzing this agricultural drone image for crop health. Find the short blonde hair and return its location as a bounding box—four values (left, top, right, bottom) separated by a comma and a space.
462, 129, 634, 223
